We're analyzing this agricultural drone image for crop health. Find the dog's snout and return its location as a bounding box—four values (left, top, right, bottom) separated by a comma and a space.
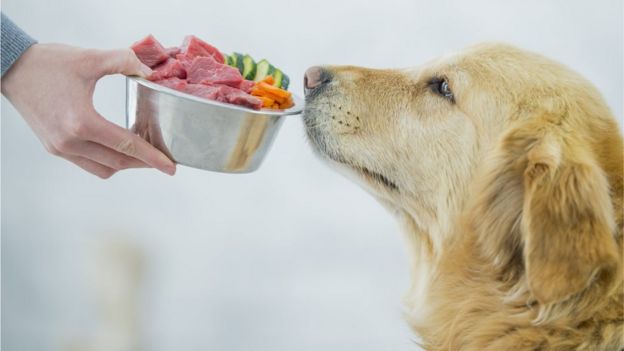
304, 66, 331, 93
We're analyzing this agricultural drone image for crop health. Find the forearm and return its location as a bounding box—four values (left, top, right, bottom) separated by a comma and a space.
1, 13, 37, 77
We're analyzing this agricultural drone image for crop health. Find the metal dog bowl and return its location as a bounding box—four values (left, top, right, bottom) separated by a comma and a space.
126, 77, 303, 173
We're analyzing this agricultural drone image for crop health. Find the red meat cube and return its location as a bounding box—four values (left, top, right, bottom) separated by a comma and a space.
131, 34, 169, 68
180, 35, 225, 63
216, 84, 262, 110
187, 56, 243, 87
183, 83, 261, 109
148, 58, 186, 81
175, 54, 194, 71
227, 91, 262, 110
237, 80, 255, 93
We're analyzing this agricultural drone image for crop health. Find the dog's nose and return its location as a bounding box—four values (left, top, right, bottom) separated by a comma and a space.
304, 66, 331, 93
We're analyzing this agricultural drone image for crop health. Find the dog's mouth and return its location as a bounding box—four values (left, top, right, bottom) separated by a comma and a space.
358, 166, 399, 191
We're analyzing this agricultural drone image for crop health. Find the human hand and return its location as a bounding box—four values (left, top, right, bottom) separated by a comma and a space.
1, 43, 176, 178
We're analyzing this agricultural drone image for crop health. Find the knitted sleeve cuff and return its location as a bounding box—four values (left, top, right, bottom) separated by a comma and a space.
1, 13, 37, 77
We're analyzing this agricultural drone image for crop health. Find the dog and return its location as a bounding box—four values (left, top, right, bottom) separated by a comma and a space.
302, 43, 623, 350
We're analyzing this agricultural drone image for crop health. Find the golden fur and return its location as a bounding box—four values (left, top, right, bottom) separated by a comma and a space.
303, 43, 623, 350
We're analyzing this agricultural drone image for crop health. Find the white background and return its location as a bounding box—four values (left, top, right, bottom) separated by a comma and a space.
2, 1, 622, 350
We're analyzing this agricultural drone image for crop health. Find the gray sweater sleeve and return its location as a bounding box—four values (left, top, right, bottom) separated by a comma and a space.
1, 13, 37, 77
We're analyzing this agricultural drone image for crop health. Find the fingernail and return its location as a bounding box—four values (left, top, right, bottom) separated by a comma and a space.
164, 165, 176, 176
159, 160, 176, 175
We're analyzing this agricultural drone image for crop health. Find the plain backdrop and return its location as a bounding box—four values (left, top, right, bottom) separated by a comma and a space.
1, 1, 622, 350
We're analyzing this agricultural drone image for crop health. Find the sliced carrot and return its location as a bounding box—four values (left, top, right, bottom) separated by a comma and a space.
285, 101, 294, 109
256, 82, 291, 99
268, 93, 287, 104
279, 97, 294, 109
258, 96, 275, 107
251, 77, 293, 109
252, 89, 286, 104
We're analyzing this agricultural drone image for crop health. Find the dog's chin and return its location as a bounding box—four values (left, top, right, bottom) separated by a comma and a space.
324, 155, 401, 198
304, 126, 400, 193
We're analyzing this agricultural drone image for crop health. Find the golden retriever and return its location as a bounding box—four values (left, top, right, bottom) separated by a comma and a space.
302, 43, 623, 350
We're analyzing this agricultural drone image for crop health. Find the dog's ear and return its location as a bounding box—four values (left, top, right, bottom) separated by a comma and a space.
472, 121, 620, 306
520, 133, 619, 305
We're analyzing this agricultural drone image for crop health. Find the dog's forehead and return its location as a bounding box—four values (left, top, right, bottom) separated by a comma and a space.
408, 44, 524, 77
399, 60, 472, 93
400, 50, 468, 80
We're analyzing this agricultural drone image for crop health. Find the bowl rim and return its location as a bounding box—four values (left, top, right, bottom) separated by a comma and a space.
128, 76, 304, 116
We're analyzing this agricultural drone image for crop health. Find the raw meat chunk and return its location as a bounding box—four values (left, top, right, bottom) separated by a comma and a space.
227, 92, 263, 110
216, 84, 263, 109
237, 80, 255, 93
175, 54, 194, 71
131, 34, 169, 68
148, 58, 186, 81
187, 56, 243, 87
180, 35, 225, 63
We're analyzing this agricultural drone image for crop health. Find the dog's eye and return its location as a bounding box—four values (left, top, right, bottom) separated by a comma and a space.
429, 78, 454, 102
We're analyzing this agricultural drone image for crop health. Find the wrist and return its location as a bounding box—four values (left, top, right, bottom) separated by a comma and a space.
1, 43, 41, 97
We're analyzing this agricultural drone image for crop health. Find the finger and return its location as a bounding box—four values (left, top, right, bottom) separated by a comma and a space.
98, 48, 152, 78
67, 140, 150, 171
63, 154, 117, 179
86, 116, 176, 175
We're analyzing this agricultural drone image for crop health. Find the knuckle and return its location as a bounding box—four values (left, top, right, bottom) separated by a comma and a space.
45, 143, 61, 156
54, 138, 73, 154
68, 119, 89, 138
113, 157, 130, 170
115, 138, 137, 156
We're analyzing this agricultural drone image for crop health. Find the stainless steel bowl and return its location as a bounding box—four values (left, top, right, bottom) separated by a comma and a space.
126, 77, 303, 173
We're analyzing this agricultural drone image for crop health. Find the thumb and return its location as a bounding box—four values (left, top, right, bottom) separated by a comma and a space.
99, 48, 152, 78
